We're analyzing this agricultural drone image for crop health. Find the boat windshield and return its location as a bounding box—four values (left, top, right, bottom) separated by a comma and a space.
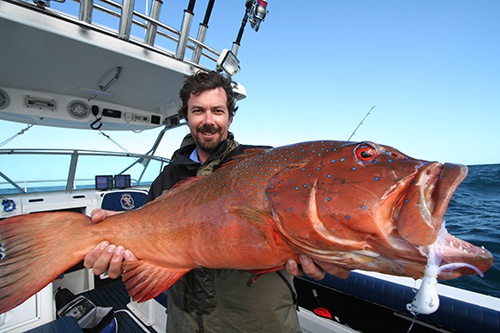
0, 149, 168, 194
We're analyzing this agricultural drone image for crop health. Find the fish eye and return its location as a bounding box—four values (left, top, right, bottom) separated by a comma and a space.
355, 144, 377, 162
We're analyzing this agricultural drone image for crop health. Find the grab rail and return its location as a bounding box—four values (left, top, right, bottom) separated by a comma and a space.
7, 0, 232, 69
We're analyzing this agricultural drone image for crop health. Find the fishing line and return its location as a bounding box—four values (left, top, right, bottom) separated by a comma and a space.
406, 314, 417, 333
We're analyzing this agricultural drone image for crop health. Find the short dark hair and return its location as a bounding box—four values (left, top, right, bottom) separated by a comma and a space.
178, 71, 238, 120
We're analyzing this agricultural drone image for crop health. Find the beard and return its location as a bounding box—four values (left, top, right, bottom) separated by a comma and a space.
193, 124, 226, 155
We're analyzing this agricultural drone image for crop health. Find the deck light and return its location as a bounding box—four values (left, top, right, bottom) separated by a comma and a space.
216, 49, 240, 76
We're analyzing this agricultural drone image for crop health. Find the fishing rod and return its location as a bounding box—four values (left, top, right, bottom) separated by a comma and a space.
347, 105, 375, 141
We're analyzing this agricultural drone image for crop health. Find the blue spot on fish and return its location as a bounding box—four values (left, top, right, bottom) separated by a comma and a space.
374, 177, 380, 181
345, 215, 350, 220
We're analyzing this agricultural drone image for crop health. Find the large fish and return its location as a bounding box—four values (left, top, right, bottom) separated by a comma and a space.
0, 141, 493, 314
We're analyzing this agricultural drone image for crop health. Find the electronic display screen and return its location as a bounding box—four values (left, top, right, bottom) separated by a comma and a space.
95, 175, 114, 190
114, 174, 131, 189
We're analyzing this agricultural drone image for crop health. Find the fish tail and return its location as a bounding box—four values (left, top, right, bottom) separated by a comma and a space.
0, 211, 94, 314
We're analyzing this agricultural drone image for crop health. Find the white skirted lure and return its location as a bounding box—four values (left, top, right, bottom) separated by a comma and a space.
406, 222, 484, 316
407, 249, 440, 315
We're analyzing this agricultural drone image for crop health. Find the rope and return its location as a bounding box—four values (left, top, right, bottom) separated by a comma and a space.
0, 124, 34, 147
98, 130, 131, 154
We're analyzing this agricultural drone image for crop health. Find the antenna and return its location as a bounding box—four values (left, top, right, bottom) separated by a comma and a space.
347, 106, 375, 141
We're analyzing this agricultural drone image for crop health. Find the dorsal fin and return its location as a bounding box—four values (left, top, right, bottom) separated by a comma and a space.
215, 147, 268, 172
170, 175, 204, 190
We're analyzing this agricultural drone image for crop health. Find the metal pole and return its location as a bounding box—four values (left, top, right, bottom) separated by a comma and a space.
66, 151, 79, 192
119, 0, 136, 40
79, 0, 93, 23
145, 0, 163, 45
175, 0, 196, 60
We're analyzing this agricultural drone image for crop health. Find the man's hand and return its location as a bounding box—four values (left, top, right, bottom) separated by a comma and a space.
286, 255, 350, 280
83, 209, 137, 279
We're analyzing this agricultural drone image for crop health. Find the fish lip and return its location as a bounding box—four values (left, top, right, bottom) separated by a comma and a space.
395, 162, 468, 246
428, 162, 468, 226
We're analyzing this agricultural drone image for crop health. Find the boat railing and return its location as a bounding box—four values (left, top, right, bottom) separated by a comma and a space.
7, 0, 236, 71
0, 148, 169, 194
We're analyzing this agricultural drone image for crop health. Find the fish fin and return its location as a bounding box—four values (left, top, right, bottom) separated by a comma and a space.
248, 265, 286, 277
122, 260, 190, 302
169, 176, 205, 191
0, 212, 91, 314
216, 148, 268, 171
229, 206, 280, 245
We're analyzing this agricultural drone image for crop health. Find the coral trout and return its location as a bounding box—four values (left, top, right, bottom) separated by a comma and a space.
0, 141, 493, 314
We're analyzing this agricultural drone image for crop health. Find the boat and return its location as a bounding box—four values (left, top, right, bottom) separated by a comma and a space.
0, 1, 499, 332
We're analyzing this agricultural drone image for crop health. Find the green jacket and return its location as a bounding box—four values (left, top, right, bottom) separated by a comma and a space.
146, 133, 301, 333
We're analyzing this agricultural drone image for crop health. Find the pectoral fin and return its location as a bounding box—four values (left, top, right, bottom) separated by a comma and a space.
122, 260, 190, 302
229, 206, 280, 247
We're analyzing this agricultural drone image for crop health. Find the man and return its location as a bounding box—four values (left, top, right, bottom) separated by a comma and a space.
85, 71, 349, 332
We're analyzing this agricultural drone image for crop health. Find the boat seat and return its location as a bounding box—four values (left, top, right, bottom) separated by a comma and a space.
100, 189, 148, 212
24, 316, 82, 333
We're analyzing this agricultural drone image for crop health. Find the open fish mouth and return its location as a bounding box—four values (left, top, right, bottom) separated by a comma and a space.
396, 162, 468, 246
396, 162, 493, 278
433, 232, 494, 279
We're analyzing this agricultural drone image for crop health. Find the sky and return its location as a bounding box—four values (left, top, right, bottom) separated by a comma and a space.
1, 0, 499, 165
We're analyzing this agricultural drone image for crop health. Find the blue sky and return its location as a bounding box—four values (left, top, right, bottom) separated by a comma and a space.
1, 0, 499, 165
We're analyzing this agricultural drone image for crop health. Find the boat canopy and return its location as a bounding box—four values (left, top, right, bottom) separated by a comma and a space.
0, 0, 267, 131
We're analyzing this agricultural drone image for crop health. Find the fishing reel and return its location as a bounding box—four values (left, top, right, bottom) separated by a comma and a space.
248, 0, 268, 32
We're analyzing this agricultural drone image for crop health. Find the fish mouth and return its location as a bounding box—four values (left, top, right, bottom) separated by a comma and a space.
395, 162, 468, 246
433, 232, 494, 279
392, 162, 494, 279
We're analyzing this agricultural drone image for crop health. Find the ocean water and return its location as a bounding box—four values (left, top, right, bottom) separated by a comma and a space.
441, 163, 500, 298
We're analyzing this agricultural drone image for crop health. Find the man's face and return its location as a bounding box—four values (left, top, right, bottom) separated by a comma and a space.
186, 87, 232, 162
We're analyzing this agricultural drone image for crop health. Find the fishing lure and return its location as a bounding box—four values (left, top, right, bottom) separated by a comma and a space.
407, 223, 484, 316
